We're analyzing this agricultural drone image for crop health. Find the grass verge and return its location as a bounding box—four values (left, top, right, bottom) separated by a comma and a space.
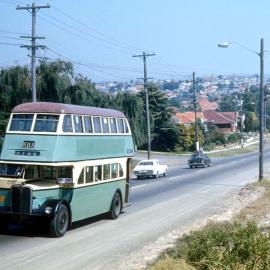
148, 180, 270, 270
208, 143, 259, 158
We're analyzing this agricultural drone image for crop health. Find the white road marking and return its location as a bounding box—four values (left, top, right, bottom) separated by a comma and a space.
130, 184, 146, 190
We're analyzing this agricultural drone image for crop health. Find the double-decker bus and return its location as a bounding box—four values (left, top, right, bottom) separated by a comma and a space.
0, 102, 134, 237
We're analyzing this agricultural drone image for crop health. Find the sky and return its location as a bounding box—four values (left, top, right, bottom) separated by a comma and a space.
0, 0, 269, 82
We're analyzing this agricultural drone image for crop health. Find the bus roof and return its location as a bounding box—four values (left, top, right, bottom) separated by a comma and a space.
12, 102, 125, 118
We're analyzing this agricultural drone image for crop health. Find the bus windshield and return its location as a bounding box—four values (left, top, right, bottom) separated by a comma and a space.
0, 164, 72, 181
0, 164, 24, 177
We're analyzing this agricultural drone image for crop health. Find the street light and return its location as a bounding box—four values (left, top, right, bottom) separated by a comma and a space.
218, 39, 265, 181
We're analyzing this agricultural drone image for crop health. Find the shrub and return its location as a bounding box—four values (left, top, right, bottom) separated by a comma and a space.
165, 222, 270, 270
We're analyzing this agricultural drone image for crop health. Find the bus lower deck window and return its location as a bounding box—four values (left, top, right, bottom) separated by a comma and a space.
119, 164, 124, 177
78, 168, 85, 184
41, 166, 57, 180
58, 167, 72, 178
111, 163, 118, 179
94, 165, 102, 181
85, 166, 94, 183
103, 164, 110, 180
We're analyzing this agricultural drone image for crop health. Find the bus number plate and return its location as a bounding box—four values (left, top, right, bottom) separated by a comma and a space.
22, 141, 35, 149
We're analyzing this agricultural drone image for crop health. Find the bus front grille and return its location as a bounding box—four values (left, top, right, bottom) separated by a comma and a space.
11, 185, 32, 214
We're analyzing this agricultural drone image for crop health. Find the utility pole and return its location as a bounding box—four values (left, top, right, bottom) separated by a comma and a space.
193, 72, 199, 151
259, 38, 264, 181
17, 2, 50, 102
133, 52, 155, 160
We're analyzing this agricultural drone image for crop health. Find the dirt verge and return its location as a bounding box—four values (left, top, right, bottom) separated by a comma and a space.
120, 182, 266, 270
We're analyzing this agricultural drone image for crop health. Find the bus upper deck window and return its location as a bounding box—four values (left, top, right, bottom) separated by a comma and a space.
102, 118, 110, 134
34, 114, 59, 132
124, 119, 129, 133
117, 118, 125, 133
83, 116, 93, 133
9, 114, 33, 131
63, 115, 73, 132
109, 118, 117, 133
93, 117, 102, 133
73, 115, 83, 133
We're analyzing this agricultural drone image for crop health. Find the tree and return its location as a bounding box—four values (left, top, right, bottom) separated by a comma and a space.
138, 84, 179, 151
219, 95, 236, 112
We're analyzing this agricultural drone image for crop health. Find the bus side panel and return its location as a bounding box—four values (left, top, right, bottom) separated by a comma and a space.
70, 179, 126, 222
1, 134, 134, 163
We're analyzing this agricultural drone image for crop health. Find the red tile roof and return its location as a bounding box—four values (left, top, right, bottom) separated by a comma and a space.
174, 112, 204, 124
199, 98, 218, 111
203, 110, 237, 124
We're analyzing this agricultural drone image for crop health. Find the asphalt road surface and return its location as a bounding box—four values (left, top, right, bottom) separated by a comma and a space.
0, 148, 270, 270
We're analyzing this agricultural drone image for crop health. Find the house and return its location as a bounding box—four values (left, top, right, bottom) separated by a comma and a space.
203, 110, 238, 133
174, 112, 205, 125
174, 110, 238, 133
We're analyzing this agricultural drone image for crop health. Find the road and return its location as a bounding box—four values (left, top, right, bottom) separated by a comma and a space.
0, 148, 270, 270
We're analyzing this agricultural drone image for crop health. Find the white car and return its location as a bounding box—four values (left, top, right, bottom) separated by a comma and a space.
133, 159, 168, 179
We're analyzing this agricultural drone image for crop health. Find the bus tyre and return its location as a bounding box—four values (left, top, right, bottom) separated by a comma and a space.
49, 204, 69, 237
109, 192, 122, 220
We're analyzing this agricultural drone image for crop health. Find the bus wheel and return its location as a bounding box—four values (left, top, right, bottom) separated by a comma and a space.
109, 192, 122, 220
49, 204, 69, 237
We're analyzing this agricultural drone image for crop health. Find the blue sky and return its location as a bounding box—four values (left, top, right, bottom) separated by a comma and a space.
0, 0, 269, 82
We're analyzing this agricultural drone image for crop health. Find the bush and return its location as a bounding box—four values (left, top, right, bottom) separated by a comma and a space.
161, 222, 270, 270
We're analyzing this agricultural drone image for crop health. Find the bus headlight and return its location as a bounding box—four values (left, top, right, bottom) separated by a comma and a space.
45, 207, 52, 215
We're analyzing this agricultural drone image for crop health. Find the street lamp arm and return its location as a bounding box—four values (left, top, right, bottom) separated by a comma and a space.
218, 41, 259, 56
231, 42, 260, 56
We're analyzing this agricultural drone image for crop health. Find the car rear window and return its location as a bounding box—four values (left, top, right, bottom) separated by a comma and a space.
139, 161, 153, 166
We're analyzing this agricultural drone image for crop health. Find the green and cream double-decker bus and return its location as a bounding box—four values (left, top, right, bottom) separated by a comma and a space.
0, 102, 134, 237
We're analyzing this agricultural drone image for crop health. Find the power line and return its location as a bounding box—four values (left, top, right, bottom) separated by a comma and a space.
0, 30, 28, 35
39, 15, 132, 56
51, 5, 143, 53
41, 12, 139, 54
0, 35, 25, 41
46, 47, 132, 81
0, 41, 21, 46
